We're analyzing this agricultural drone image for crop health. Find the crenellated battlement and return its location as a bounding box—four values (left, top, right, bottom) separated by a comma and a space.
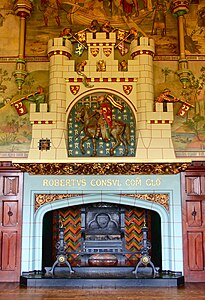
47, 35, 155, 62
135, 36, 155, 48
47, 38, 73, 58
30, 103, 57, 123
130, 37, 155, 57
86, 32, 116, 44
146, 102, 174, 123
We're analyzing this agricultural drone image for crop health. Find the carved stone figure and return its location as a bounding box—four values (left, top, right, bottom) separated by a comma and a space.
75, 95, 130, 157
155, 88, 179, 103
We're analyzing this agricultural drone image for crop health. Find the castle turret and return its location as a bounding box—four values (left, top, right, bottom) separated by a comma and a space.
28, 38, 72, 160
130, 37, 176, 160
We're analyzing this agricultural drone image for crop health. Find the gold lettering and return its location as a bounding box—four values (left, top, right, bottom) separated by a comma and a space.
47, 180, 53, 186
156, 178, 161, 186
42, 177, 162, 188
81, 179, 87, 187
146, 178, 161, 186
112, 179, 122, 186
66, 179, 71, 186
146, 179, 152, 186
101, 179, 108, 186
95, 179, 101, 186
125, 178, 142, 186
59, 179, 65, 186
42, 179, 49, 186
89, 179, 121, 187
42, 178, 87, 187
90, 179, 96, 186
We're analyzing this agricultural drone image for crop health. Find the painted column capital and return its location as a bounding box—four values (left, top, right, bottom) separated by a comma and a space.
12, 0, 33, 90
170, 0, 190, 17
13, 0, 33, 17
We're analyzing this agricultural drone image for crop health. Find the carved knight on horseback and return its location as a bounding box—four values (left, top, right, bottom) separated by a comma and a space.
75, 94, 131, 157
95, 94, 124, 142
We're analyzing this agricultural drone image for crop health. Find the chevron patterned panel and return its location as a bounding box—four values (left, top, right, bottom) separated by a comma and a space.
125, 207, 145, 260
60, 207, 81, 259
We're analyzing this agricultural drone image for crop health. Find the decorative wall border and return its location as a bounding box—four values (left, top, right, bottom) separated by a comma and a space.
147, 120, 173, 124
48, 50, 71, 59
66, 78, 138, 83
13, 162, 190, 175
35, 192, 169, 211
35, 193, 81, 211
123, 193, 169, 211
131, 50, 155, 58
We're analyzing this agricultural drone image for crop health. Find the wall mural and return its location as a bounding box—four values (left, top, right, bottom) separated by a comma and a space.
184, 2, 205, 55
9, 0, 204, 57
68, 93, 136, 157
0, 0, 205, 157
0, 66, 49, 154
0, 1, 19, 57
154, 61, 205, 154
0, 0, 204, 57
25, 0, 178, 57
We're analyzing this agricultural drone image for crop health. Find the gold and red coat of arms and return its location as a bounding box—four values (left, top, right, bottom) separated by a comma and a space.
123, 85, 133, 95
70, 85, 80, 95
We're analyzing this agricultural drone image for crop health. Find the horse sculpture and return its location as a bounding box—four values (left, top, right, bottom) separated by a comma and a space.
75, 106, 131, 157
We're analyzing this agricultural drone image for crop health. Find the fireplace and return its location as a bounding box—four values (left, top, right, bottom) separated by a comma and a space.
42, 203, 162, 269
22, 173, 183, 286
21, 172, 183, 278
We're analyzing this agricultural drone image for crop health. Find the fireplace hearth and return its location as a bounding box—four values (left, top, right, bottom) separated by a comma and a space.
20, 267, 184, 287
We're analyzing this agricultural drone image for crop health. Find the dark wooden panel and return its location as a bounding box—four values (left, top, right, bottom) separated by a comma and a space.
0, 176, 3, 195
3, 201, 18, 227
201, 177, 205, 195
187, 231, 203, 271
185, 176, 201, 196
202, 201, 205, 227
0, 196, 2, 226
0, 165, 23, 282
3, 177, 19, 196
1, 231, 17, 271
186, 201, 201, 227
182, 164, 205, 282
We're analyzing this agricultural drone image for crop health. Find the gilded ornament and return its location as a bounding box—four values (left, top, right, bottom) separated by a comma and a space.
13, 162, 190, 176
